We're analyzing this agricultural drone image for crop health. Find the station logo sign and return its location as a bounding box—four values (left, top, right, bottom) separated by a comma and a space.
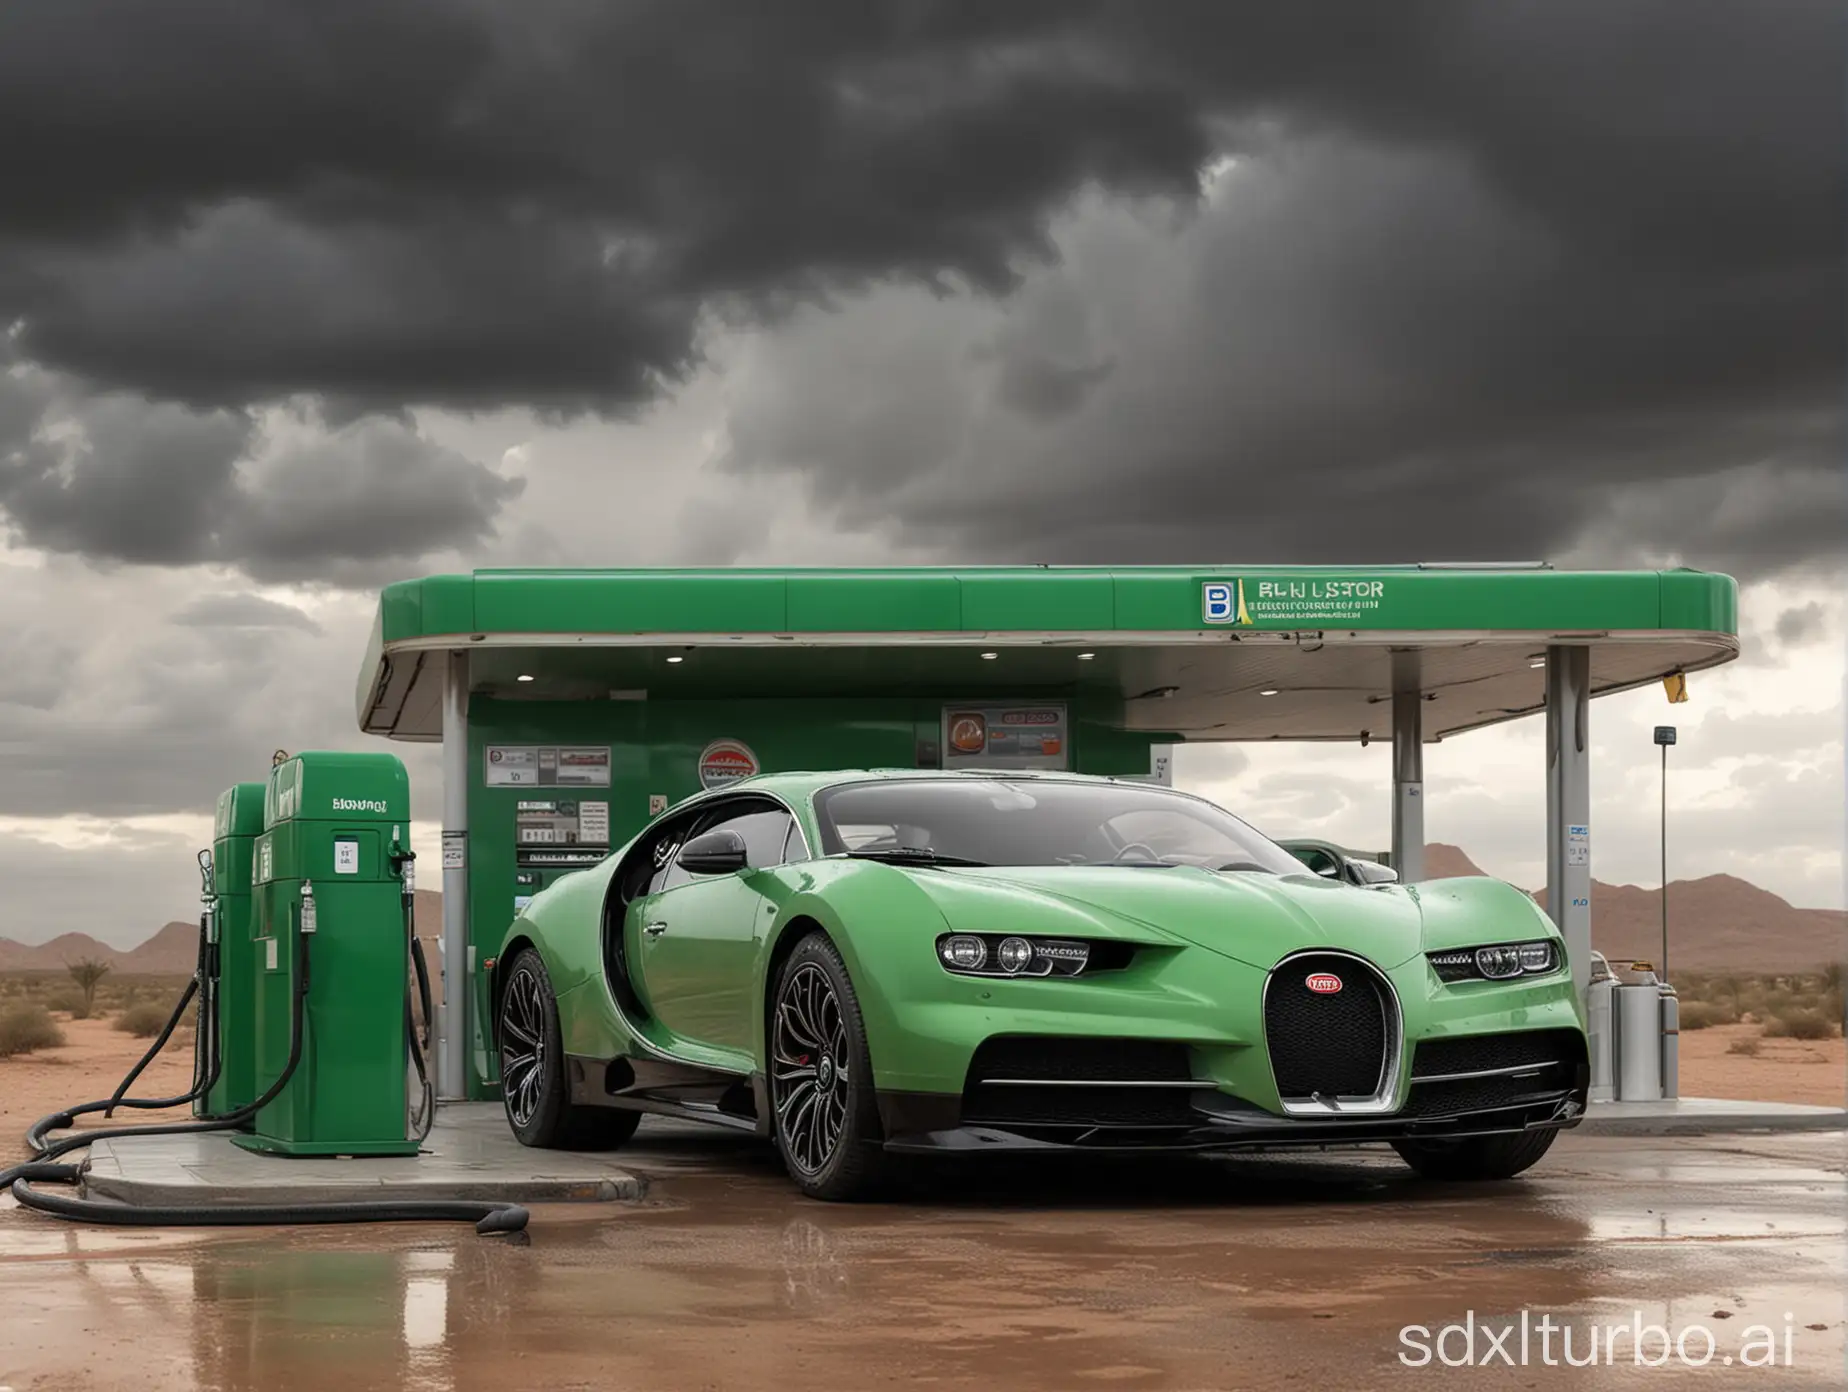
1204, 577, 1387, 627
697, 739, 761, 789
947, 713, 987, 754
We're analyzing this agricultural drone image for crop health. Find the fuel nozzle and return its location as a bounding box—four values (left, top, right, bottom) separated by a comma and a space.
388, 836, 416, 900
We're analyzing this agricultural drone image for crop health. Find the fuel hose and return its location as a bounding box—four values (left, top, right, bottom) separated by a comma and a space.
7, 926, 527, 1236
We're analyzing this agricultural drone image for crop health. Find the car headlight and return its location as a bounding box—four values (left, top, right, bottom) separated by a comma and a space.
1428, 939, 1560, 983
936, 933, 1094, 978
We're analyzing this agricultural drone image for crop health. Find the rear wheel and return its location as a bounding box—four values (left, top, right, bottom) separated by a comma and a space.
1393, 1128, 1558, 1181
769, 933, 888, 1201
499, 947, 641, 1151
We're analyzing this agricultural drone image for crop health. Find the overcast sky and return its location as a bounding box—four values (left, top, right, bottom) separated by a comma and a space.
1, 1, 1841, 945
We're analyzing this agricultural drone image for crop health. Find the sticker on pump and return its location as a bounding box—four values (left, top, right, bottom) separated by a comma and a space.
333, 839, 360, 875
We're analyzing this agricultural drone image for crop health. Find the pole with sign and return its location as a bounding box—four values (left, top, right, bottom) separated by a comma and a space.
1654, 725, 1676, 980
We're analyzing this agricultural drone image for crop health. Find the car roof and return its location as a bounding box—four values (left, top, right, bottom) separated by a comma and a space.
724, 767, 1127, 795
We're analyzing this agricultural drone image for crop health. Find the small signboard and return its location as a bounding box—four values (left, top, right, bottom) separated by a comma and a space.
441, 831, 467, 870
1654, 726, 1677, 746
1566, 824, 1590, 867
485, 745, 611, 788
940, 704, 1069, 771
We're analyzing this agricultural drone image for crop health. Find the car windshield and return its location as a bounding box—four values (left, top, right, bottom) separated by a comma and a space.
813, 777, 1308, 874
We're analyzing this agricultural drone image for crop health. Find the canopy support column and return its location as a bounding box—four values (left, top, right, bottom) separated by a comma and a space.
439, 649, 470, 1101
1390, 653, 1425, 883
1545, 645, 1593, 1000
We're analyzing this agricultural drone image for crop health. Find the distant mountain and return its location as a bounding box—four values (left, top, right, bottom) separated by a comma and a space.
120, 921, 207, 974
5, 856, 1840, 981
1424, 843, 1491, 880
0, 931, 123, 972
1534, 873, 1845, 974
1419, 844, 1842, 973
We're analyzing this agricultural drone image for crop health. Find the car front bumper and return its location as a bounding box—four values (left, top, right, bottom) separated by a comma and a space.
876, 1067, 1590, 1154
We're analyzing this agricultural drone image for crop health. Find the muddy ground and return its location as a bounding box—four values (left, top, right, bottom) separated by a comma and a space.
1, 1017, 1843, 1389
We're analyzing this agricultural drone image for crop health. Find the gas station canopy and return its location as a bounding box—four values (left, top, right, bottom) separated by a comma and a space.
359, 564, 1738, 745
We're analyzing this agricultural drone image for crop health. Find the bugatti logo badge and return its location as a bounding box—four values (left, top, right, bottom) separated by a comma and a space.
1305, 972, 1343, 994
696, 739, 760, 790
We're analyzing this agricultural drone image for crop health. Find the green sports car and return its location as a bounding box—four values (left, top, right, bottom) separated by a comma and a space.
491, 770, 1588, 1200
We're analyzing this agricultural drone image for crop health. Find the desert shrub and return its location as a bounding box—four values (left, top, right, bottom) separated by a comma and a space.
113, 1001, 176, 1038
1762, 1009, 1837, 1041
0, 1002, 67, 1057
1676, 1001, 1735, 1030
1726, 1036, 1762, 1057
44, 986, 90, 1018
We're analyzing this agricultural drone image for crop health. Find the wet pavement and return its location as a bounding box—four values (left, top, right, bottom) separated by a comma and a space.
2, 1121, 1843, 1390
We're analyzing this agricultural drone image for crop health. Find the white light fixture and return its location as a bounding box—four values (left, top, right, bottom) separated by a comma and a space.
1258, 688, 1280, 697
665, 655, 684, 664
1076, 652, 1096, 661
516, 674, 535, 683
1529, 659, 1546, 669
980, 651, 998, 660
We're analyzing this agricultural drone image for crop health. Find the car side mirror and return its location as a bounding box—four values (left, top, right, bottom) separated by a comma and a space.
1277, 839, 1345, 879
676, 828, 749, 875
1346, 857, 1399, 886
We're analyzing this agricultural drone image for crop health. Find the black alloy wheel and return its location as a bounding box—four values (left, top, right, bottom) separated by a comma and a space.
769, 934, 888, 1200
498, 947, 639, 1151
500, 958, 550, 1131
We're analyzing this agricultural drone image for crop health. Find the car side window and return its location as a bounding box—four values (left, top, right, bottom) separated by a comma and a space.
781, 817, 809, 864
646, 813, 702, 895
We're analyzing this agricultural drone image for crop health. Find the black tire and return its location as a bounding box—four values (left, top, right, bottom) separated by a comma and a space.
768, 933, 889, 1201
1393, 1127, 1559, 1181
498, 947, 642, 1152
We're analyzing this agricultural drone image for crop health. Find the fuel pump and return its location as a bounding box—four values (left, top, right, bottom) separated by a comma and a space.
1, 752, 527, 1234
239, 752, 423, 1157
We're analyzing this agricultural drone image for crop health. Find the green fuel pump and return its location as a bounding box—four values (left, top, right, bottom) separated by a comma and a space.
199, 781, 267, 1118
236, 751, 425, 1158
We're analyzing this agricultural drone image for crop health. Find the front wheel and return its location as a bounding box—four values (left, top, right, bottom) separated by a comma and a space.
499, 947, 641, 1151
1393, 1128, 1559, 1181
768, 933, 889, 1201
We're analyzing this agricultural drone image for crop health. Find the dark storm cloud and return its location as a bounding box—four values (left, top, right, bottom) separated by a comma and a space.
719, 125, 1843, 578
0, 0, 1210, 413
0, 354, 524, 575
0, 0, 1839, 574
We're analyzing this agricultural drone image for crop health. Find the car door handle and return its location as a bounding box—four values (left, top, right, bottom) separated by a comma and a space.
644, 921, 667, 938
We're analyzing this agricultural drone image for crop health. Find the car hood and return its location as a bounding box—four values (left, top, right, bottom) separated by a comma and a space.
900, 864, 1507, 972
